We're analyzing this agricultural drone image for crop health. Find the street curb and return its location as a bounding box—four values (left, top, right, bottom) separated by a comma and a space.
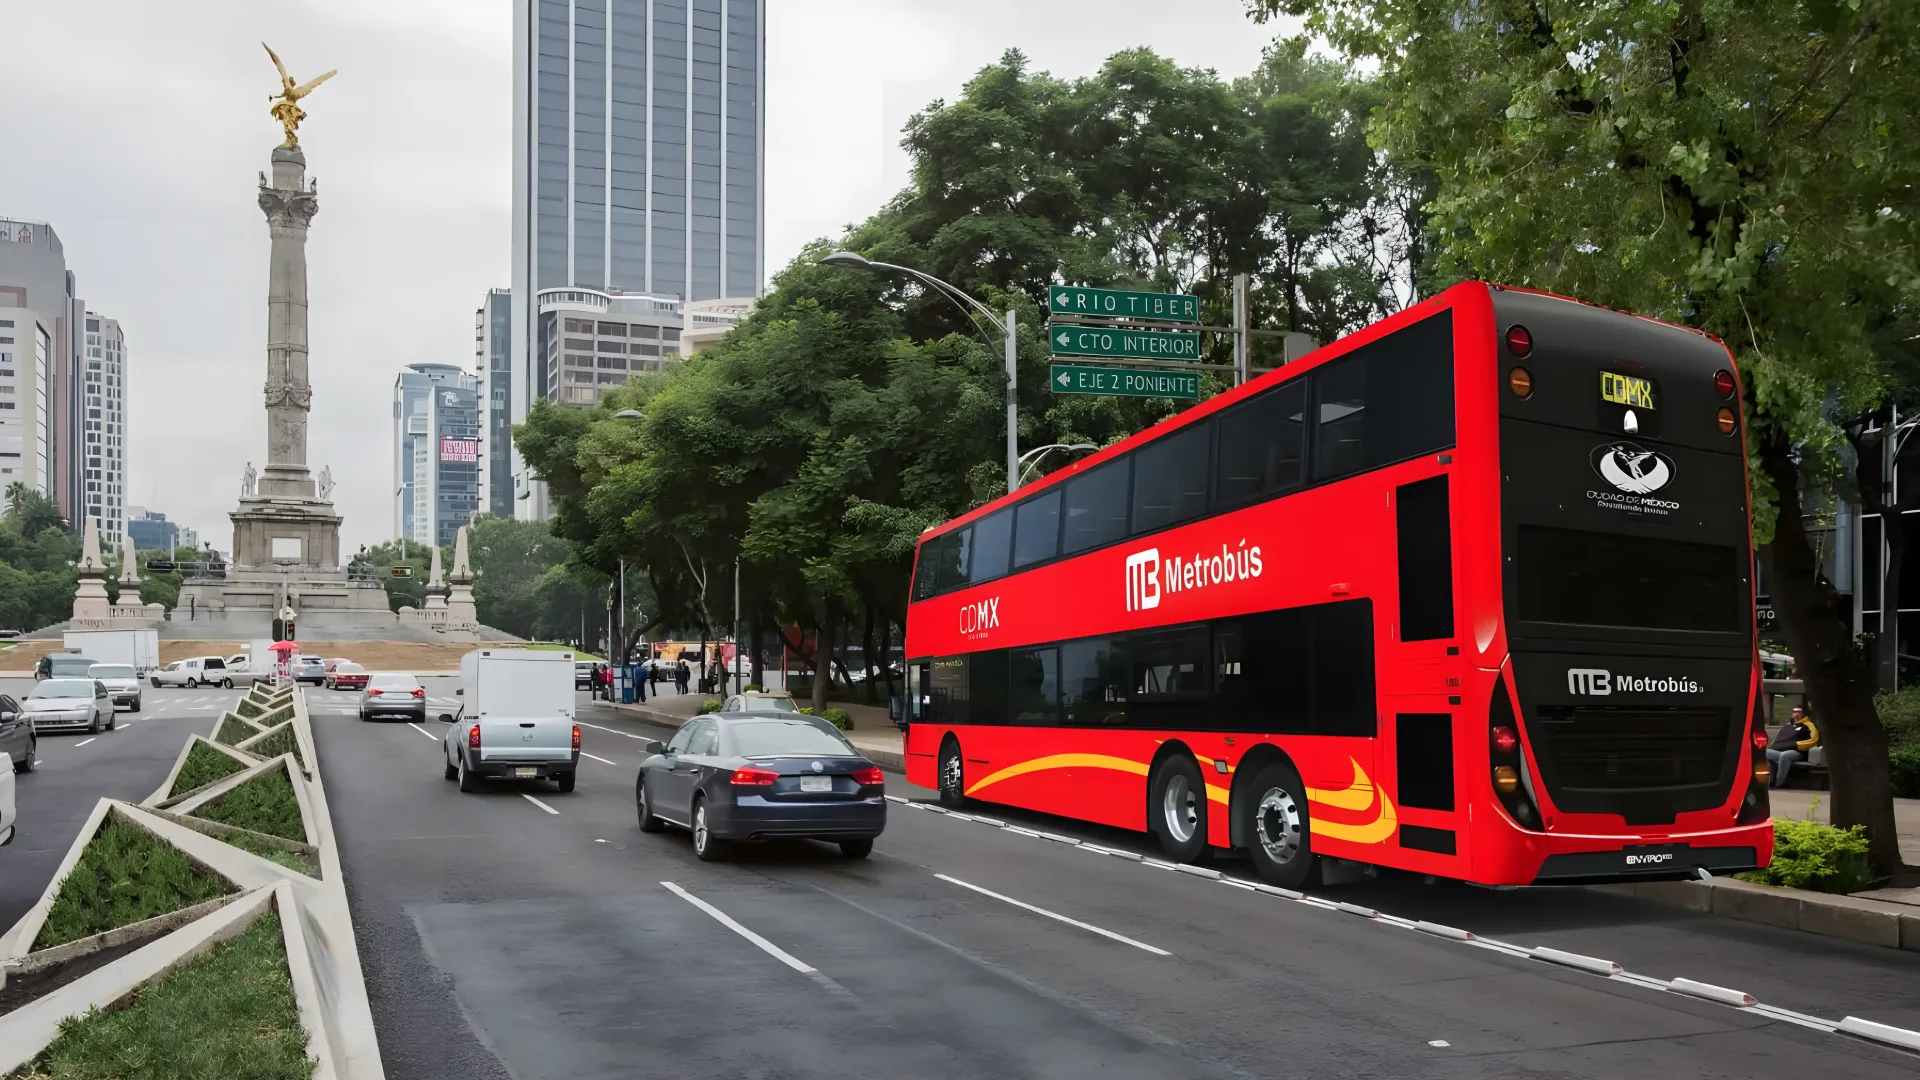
606, 702, 907, 771
1591, 877, 1920, 953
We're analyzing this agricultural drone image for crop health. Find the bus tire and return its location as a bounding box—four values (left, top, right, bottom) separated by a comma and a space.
1240, 759, 1315, 889
937, 738, 967, 809
1148, 754, 1209, 863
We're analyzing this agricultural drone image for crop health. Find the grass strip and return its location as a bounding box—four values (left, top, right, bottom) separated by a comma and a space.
192, 769, 305, 843
235, 697, 266, 720
219, 832, 318, 877
257, 704, 294, 729
167, 743, 247, 800
212, 715, 257, 747
9, 909, 315, 1080
247, 724, 303, 771
32, 816, 236, 952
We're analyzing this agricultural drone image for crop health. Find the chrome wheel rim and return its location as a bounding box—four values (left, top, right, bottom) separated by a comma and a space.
941, 752, 963, 797
1255, 786, 1303, 865
1163, 773, 1199, 844
694, 806, 708, 852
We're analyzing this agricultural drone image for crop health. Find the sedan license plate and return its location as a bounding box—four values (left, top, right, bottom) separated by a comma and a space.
799, 776, 833, 793
514, 766, 539, 779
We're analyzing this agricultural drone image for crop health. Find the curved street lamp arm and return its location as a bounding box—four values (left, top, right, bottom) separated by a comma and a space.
868, 260, 1010, 337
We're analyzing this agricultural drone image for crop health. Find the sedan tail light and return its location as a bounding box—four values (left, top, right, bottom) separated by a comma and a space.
367, 688, 383, 696
850, 765, 885, 786
730, 766, 779, 786
410, 688, 425, 698
468, 724, 481, 749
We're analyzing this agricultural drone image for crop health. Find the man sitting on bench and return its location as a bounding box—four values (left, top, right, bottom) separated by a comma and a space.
1767, 706, 1821, 788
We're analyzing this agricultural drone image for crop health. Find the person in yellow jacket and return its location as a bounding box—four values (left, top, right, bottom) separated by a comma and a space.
1766, 706, 1820, 788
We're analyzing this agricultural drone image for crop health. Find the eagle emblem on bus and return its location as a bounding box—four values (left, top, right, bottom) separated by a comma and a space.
1125, 548, 1160, 611
1592, 442, 1675, 495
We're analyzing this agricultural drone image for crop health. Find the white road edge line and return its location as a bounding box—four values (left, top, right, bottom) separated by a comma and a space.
580, 752, 617, 765
934, 872, 1170, 956
575, 720, 646, 740
660, 880, 816, 974
74, 738, 96, 747
406, 723, 437, 741
522, 793, 560, 815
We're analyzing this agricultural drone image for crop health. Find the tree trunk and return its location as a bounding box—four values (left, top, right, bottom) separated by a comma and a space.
1758, 430, 1906, 876
862, 605, 878, 705
749, 611, 764, 688
811, 619, 833, 715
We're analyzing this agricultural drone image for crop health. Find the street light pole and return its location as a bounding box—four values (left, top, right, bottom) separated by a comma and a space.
820, 251, 1019, 493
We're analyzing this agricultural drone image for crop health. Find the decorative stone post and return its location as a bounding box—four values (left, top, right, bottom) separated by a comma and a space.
446, 525, 478, 633
71, 517, 110, 622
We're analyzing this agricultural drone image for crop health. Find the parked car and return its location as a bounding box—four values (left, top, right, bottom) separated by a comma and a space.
635, 713, 885, 861
150, 655, 235, 688
443, 649, 578, 792
360, 673, 426, 721
574, 661, 596, 690
36, 652, 96, 681
327, 662, 370, 691
0, 694, 38, 774
88, 663, 142, 712
220, 656, 269, 688
0, 751, 15, 846
21, 678, 113, 734
717, 690, 801, 714
292, 657, 326, 686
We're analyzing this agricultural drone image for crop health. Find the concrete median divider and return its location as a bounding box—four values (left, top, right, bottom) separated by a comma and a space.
0, 683, 384, 1079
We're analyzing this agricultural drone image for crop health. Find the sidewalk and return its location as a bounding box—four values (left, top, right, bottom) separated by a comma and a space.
607, 687, 906, 770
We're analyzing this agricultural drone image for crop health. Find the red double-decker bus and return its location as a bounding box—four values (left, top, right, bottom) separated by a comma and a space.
902, 281, 1773, 887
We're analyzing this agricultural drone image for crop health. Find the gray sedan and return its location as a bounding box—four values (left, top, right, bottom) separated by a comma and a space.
0, 694, 37, 773
635, 714, 886, 861
21, 678, 113, 734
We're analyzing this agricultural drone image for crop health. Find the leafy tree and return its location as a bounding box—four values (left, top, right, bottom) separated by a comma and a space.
361, 538, 438, 612
1257, 0, 1920, 873
466, 514, 578, 639
0, 487, 80, 631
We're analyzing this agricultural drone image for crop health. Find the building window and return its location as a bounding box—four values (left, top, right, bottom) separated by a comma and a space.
596, 321, 627, 336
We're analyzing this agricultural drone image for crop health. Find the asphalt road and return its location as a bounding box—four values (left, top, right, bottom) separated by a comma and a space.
0, 681, 252, 935
303, 691, 1919, 1080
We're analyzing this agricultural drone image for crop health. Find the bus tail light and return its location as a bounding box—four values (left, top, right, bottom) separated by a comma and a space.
1505, 324, 1533, 358
1508, 367, 1533, 398
1489, 676, 1543, 831
1716, 406, 1737, 434
1737, 682, 1771, 825
1713, 369, 1736, 397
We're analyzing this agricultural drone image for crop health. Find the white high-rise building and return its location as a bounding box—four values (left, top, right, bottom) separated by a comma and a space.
392, 363, 482, 548
81, 311, 127, 547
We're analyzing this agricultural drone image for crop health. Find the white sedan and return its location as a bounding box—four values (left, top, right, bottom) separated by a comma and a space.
0, 751, 13, 846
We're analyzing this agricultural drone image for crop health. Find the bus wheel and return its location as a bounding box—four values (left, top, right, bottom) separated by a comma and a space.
1149, 755, 1209, 863
1241, 760, 1315, 889
938, 739, 967, 809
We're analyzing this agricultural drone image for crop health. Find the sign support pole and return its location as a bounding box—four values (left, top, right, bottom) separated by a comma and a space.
1006, 308, 1019, 494
1232, 273, 1250, 386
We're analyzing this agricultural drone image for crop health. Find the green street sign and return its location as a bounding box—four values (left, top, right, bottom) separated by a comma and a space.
1049, 285, 1200, 323
1049, 324, 1201, 361
1050, 363, 1201, 400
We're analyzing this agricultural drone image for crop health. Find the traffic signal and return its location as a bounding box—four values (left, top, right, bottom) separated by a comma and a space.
390, 566, 413, 578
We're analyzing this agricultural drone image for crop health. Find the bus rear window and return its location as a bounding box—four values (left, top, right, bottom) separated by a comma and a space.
1513, 525, 1745, 632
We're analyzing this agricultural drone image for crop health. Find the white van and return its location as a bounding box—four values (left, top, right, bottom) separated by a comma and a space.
441, 649, 579, 794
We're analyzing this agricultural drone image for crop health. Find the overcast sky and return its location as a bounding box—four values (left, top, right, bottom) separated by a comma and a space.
0, 0, 1291, 554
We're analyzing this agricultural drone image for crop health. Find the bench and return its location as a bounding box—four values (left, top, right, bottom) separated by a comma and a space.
1766, 727, 1829, 790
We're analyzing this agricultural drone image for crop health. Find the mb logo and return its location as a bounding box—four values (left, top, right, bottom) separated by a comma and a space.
1125, 549, 1160, 611
1567, 668, 1612, 696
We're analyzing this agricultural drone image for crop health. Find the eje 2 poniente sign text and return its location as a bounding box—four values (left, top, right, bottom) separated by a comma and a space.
1051, 363, 1200, 400
1050, 285, 1199, 324
1051, 325, 1201, 361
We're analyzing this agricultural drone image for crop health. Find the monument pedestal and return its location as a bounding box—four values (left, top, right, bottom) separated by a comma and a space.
231, 491, 341, 572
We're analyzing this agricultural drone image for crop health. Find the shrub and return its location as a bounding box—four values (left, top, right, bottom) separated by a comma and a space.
213, 714, 258, 747
19, 910, 314, 1080
697, 699, 722, 715
169, 742, 246, 799
34, 815, 236, 951
193, 768, 306, 843
1738, 818, 1877, 894
743, 683, 762, 693
1873, 685, 1920, 749
822, 707, 853, 731
1891, 745, 1920, 800
248, 723, 304, 770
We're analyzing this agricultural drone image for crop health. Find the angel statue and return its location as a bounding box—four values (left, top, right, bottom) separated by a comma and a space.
263, 43, 336, 150
242, 461, 257, 497
318, 466, 335, 501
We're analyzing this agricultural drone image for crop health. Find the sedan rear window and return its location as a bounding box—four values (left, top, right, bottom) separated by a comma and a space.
30, 679, 96, 698
335, 663, 365, 673
727, 720, 857, 758
369, 675, 418, 689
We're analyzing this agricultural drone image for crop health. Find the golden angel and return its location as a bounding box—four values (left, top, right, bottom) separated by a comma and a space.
264, 43, 336, 149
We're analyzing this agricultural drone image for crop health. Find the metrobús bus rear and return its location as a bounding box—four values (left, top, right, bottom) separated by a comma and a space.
1470, 286, 1771, 883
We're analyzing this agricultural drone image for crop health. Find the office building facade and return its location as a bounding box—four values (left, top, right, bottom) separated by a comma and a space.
475, 288, 514, 520
81, 311, 128, 547
126, 508, 179, 552
392, 363, 482, 548
0, 218, 89, 529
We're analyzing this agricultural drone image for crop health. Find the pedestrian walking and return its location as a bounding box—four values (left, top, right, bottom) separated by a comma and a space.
675, 660, 690, 695
1766, 706, 1820, 788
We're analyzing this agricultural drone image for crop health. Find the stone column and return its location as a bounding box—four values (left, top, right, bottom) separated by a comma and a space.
257, 147, 319, 499
71, 517, 110, 622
